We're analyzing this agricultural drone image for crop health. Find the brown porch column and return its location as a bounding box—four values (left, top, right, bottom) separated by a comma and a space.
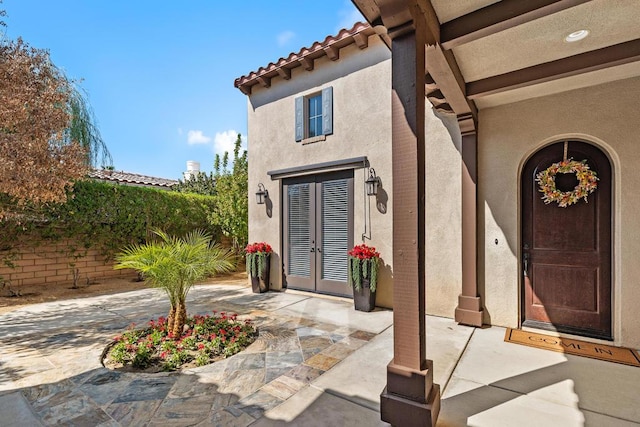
455, 127, 484, 326
379, 17, 440, 427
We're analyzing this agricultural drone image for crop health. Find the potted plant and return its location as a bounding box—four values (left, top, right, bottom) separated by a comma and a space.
245, 242, 272, 293
348, 243, 380, 312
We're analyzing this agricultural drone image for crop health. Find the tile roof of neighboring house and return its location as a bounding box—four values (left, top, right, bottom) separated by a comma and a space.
89, 169, 179, 188
234, 22, 380, 95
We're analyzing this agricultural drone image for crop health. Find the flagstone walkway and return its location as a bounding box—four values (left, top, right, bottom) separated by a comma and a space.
2, 282, 639, 426
0, 283, 393, 426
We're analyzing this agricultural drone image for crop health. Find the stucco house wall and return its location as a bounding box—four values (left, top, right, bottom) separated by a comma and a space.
479, 76, 640, 348
425, 109, 463, 317
246, 33, 465, 312
243, 23, 639, 347
247, 38, 395, 307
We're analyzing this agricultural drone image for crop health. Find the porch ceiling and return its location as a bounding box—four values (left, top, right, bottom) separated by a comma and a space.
352, 0, 640, 110
431, 0, 500, 23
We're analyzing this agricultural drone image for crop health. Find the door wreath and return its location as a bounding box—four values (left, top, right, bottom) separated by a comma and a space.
535, 158, 598, 208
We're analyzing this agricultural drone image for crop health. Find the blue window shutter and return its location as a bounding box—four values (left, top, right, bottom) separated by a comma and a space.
322, 86, 333, 136
295, 96, 304, 142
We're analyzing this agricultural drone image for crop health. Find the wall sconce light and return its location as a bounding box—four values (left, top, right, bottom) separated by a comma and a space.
255, 183, 268, 205
365, 168, 380, 196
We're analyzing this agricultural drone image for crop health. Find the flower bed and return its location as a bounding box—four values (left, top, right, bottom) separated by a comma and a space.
102, 311, 257, 372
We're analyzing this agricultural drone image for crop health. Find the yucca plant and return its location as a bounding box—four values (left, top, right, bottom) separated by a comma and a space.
114, 229, 235, 337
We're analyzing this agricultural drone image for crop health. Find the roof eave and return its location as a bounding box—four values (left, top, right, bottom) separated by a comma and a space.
234, 22, 381, 95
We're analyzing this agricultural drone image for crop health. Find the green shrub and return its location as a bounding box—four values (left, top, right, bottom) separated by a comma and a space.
0, 179, 222, 263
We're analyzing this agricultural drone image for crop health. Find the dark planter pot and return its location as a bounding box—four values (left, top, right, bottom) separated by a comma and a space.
353, 277, 376, 312
250, 253, 270, 293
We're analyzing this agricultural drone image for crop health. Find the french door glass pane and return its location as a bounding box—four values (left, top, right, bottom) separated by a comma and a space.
321, 179, 348, 281
287, 184, 311, 277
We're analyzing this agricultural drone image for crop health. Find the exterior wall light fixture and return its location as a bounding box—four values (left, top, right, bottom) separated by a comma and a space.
255, 183, 268, 205
365, 168, 380, 196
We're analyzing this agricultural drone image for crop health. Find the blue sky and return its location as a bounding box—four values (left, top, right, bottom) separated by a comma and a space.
2, 1, 363, 179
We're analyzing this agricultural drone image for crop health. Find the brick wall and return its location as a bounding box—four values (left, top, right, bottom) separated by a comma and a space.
0, 239, 135, 287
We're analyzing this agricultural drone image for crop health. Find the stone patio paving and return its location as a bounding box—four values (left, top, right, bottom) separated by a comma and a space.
2, 281, 639, 426
0, 283, 392, 426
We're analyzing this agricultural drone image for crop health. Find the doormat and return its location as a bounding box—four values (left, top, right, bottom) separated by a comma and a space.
505, 328, 640, 367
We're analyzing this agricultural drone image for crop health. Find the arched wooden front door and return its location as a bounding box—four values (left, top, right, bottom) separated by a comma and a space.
521, 141, 612, 340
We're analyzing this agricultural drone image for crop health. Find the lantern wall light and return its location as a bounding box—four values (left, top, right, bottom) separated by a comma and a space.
365, 168, 380, 196
255, 183, 268, 205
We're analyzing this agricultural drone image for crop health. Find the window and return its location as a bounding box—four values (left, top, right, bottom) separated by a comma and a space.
295, 86, 333, 142
308, 94, 323, 138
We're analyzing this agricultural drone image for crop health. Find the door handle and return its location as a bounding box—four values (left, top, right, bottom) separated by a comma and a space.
310, 247, 315, 252
523, 244, 530, 277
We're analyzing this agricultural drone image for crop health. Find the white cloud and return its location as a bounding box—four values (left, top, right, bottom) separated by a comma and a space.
337, 3, 364, 32
214, 130, 247, 156
187, 130, 211, 145
277, 30, 295, 47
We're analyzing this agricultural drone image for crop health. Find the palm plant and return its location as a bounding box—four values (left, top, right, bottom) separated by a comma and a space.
114, 229, 234, 337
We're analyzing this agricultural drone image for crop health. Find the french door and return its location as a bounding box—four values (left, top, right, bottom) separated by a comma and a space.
283, 170, 353, 297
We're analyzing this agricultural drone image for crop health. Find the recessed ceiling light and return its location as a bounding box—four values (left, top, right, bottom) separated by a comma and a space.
565, 29, 589, 43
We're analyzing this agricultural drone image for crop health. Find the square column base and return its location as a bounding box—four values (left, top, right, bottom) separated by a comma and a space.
380, 359, 440, 426
455, 295, 483, 327
381, 384, 440, 427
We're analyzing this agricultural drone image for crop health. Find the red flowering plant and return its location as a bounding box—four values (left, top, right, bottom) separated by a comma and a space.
104, 311, 257, 372
245, 242, 272, 277
348, 244, 380, 292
